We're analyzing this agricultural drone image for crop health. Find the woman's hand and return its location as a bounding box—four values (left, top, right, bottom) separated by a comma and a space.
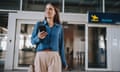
38, 31, 48, 39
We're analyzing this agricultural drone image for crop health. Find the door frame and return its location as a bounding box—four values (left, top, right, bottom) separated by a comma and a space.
14, 19, 37, 69
5, 12, 45, 70
14, 19, 87, 70
85, 24, 111, 71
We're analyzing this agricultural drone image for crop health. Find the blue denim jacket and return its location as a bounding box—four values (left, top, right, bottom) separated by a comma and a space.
31, 20, 67, 67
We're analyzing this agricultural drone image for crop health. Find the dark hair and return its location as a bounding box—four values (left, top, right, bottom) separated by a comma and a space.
45, 3, 60, 24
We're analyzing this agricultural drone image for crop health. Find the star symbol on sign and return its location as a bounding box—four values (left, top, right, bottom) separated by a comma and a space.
91, 15, 99, 22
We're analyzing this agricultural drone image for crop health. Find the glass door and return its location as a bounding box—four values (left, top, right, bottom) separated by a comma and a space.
63, 24, 85, 71
14, 20, 86, 71
14, 20, 37, 69
87, 27, 107, 69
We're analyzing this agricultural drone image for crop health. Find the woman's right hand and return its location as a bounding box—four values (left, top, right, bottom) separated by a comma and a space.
38, 31, 48, 39
64, 65, 68, 71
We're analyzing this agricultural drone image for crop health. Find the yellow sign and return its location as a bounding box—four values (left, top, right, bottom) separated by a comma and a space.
91, 15, 99, 22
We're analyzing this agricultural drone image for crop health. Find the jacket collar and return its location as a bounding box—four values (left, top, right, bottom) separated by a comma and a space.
43, 19, 59, 27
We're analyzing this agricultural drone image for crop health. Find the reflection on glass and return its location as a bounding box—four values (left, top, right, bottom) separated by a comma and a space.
0, 34, 7, 70
0, 12, 8, 30
0, 0, 20, 10
0, 12, 8, 69
23, 0, 62, 11
88, 27, 107, 68
106, 0, 120, 13
64, 24, 85, 71
65, 0, 102, 13
18, 24, 35, 67
0, 34, 7, 59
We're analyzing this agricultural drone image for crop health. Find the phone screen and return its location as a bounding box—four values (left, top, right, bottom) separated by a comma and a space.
39, 25, 46, 32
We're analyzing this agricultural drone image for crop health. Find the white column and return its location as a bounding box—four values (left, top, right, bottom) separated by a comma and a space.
5, 13, 17, 70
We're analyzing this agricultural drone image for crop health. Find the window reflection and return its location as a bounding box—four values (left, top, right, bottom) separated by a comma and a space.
18, 24, 35, 67
63, 24, 85, 71
23, 0, 62, 11
65, 0, 102, 13
0, 0, 20, 10
0, 33, 7, 59
106, 0, 120, 13
88, 27, 107, 68
0, 12, 8, 70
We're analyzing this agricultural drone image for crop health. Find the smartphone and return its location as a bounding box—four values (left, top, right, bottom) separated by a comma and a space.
39, 25, 46, 32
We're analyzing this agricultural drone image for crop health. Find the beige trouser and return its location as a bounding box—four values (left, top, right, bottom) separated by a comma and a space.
34, 51, 62, 72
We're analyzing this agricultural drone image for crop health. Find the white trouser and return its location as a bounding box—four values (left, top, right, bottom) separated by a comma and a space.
34, 51, 62, 72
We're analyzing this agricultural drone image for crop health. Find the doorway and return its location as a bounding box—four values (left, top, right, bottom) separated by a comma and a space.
63, 24, 85, 71
14, 20, 86, 71
88, 27, 107, 68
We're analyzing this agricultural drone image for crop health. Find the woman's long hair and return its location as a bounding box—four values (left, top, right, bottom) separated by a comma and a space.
45, 3, 60, 24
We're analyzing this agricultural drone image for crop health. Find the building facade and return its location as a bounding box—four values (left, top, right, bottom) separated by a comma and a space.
0, 0, 120, 71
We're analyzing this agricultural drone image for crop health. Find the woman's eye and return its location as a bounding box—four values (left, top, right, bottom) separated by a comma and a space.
50, 8, 52, 10
49, 8, 53, 10
45, 8, 53, 11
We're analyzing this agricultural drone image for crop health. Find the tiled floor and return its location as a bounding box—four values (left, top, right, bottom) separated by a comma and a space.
0, 64, 112, 72
2, 70, 83, 72
1, 70, 112, 72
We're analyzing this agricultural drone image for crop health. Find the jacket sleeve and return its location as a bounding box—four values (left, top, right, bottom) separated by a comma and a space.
31, 22, 41, 45
59, 26, 68, 67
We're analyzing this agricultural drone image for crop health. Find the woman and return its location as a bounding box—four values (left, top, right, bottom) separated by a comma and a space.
31, 3, 68, 72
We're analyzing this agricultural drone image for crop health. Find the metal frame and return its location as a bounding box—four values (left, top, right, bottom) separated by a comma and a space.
20, 0, 23, 11
14, 19, 37, 70
85, 24, 111, 71
102, 0, 105, 13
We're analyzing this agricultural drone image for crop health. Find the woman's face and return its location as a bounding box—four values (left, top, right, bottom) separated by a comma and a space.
45, 4, 56, 19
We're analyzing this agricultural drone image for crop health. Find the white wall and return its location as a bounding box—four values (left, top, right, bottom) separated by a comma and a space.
107, 26, 120, 71
5, 13, 17, 70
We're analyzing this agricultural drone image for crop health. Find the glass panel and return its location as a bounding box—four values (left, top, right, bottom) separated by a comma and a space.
88, 27, 107, 68
18, 24, 35, 67
63, 24, 85, 71
105, 0, 120, 13
23, 0, 62, 12
0, 0, 20, 10
0, 12, 8, 70
65, 0, 102, 13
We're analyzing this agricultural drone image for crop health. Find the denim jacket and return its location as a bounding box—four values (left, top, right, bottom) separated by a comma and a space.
31, 20, 67, 67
